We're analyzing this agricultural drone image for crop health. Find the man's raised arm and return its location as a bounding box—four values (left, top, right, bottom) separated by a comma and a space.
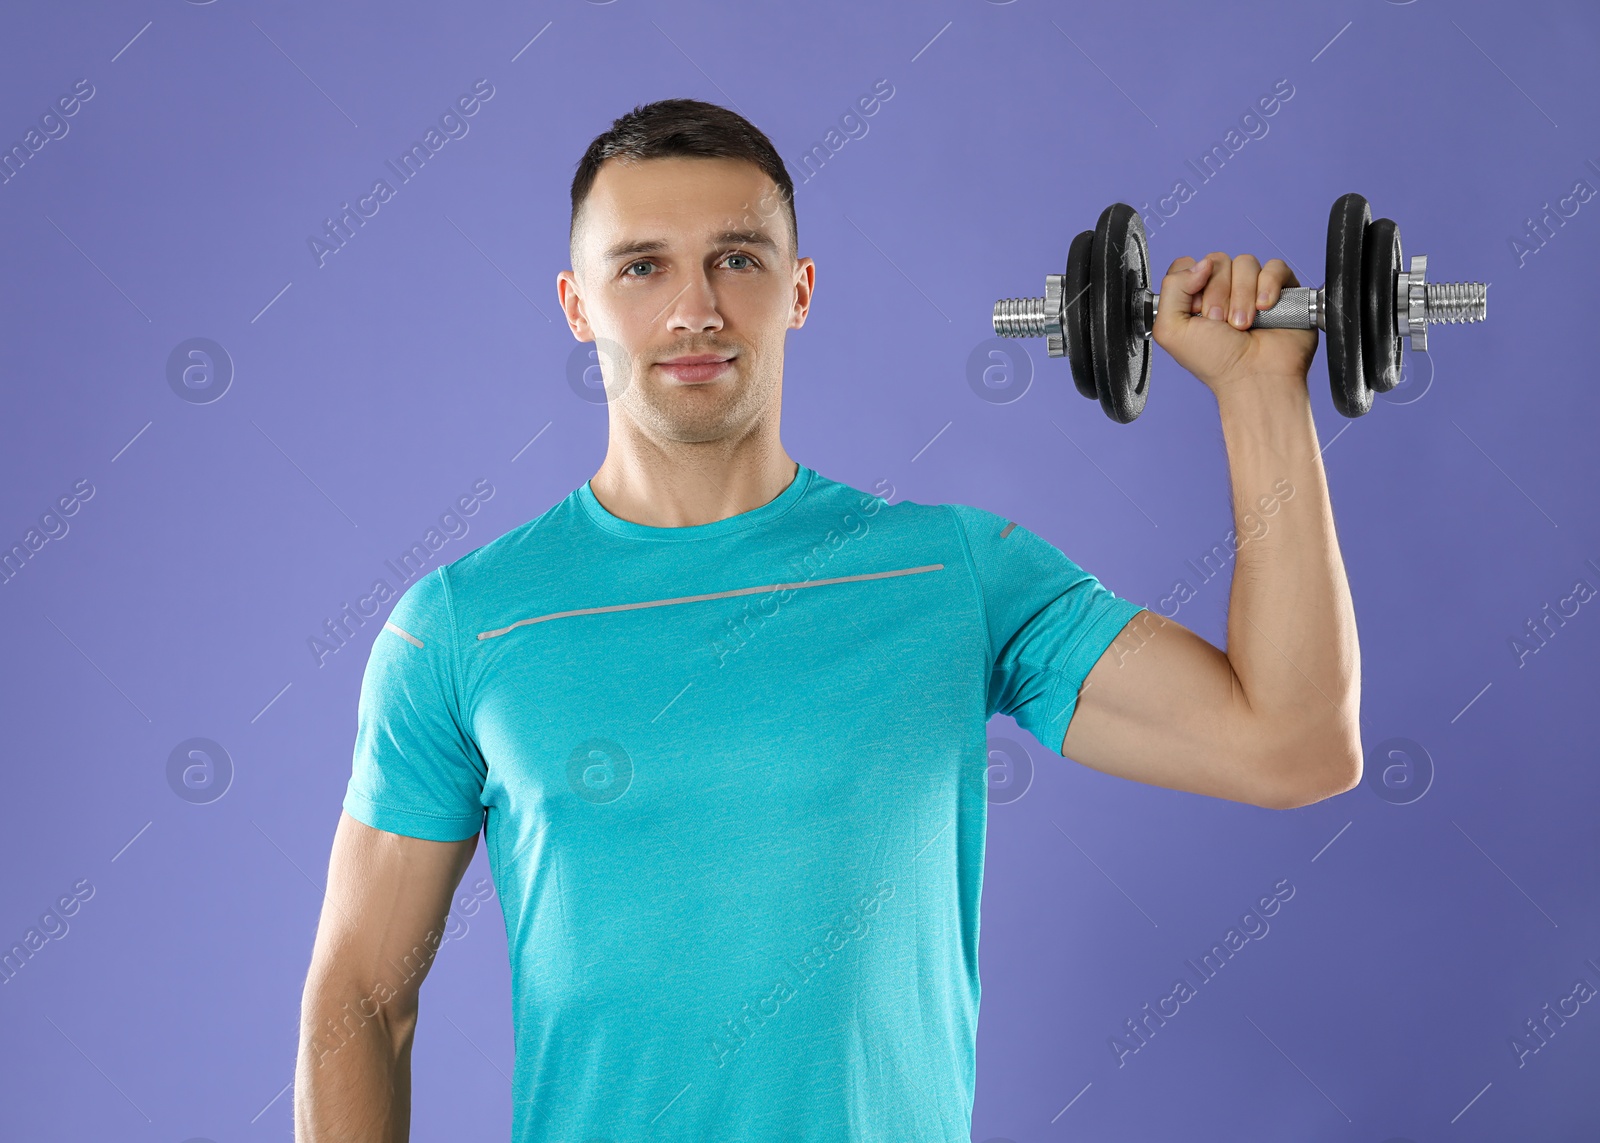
295, 810, 479, 1140
1062, 250, 1362, 811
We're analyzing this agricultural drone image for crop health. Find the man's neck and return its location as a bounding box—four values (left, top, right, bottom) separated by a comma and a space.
588, 445, 798, 529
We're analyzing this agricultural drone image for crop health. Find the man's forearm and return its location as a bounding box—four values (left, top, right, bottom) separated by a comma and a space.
1217, 373, 1362, 797
295, 982, 415, 1141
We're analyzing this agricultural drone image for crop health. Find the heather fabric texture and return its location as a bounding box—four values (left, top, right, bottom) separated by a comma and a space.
344, 463, 1144, 1142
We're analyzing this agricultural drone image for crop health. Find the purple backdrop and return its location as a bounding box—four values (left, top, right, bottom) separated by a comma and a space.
2, 1, 1597, 1139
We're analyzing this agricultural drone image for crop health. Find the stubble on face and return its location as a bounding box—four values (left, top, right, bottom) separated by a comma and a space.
624, 344, 777, 446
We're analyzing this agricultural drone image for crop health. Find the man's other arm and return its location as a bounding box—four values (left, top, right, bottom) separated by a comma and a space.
295, 810, 479, 1140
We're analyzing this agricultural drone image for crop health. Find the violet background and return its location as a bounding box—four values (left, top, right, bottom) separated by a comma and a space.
2, 1, 1597, 1140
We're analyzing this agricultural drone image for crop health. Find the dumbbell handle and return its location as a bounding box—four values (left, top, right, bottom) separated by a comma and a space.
1143, 286, 1322, 335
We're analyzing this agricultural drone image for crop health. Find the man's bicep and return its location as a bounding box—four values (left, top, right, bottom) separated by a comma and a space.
1059, 609, 1285, 808
306, 810, 479, 1006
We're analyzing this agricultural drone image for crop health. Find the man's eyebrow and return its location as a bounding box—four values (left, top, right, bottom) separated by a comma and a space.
602, 229, 780, 263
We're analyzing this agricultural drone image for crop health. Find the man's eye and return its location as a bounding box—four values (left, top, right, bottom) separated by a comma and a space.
623, 253, 757, 278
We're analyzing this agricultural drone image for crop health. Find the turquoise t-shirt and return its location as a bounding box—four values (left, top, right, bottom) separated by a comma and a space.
343, 462, 1144, 1142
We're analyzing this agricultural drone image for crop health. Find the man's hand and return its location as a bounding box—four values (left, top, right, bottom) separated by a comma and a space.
1151, 253, 1318, 395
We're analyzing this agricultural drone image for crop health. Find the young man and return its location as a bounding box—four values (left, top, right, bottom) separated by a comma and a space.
295, 98, 1361, 1140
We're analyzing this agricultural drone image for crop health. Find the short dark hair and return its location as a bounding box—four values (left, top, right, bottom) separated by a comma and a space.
569, 98, 797, 272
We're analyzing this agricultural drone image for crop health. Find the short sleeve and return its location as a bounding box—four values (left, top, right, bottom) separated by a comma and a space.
947, 503, 1146, 754
343, 566, 487, 842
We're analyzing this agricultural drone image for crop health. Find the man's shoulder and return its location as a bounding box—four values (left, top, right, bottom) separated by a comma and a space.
435, 490, 581, 595
803, 468, 961, 532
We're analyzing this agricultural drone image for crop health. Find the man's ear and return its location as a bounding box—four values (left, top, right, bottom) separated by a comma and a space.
789, 258, 815, 330
557, 270, 592, 340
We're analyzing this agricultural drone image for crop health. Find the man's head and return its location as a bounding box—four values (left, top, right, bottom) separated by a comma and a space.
558, 99, 813, 449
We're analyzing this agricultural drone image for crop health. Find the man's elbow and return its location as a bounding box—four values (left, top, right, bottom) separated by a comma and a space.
299, 963, 421, 1065
1255, 724, 1363, 810
1270, 753, 1361, 809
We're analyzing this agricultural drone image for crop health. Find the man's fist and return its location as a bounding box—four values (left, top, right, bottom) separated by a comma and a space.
1150, 253, 1318, 397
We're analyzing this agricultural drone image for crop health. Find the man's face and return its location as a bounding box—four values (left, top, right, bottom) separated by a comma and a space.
558, 156, 813, 445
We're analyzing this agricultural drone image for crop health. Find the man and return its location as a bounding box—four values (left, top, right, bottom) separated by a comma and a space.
295, 98, 1361, 1140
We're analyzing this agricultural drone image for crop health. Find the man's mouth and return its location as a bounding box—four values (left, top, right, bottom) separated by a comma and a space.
656, 355, 734, 383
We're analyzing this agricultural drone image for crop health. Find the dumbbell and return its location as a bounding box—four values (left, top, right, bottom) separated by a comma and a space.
991, 193, 1488, 422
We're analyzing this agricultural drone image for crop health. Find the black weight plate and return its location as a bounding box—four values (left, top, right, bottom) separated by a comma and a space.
1325, 192, 1374, 418
1361, 216, 1403, 393
1063, 229, 1097, 401
1090, 203, 1151, 423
